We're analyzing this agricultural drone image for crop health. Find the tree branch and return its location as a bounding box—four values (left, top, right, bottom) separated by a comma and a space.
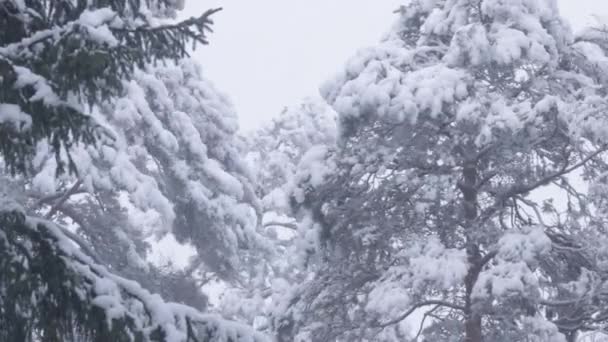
374, 300, 465, 329
480, 146, 607, 223
505, 147, 606, 198
479, 249, 498, 268
540, 299, 583, 307
514, 196, 549, 228
34, 187, 88, 208
414, 304, 440, 341
55, 223, 102, 264
45, 179, 83, 219
263, 221, 298, 231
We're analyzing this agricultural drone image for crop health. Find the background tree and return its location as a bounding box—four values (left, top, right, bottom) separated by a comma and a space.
211, 98, 337, 333
246, 97, 336, 211
279, 0, 608, 341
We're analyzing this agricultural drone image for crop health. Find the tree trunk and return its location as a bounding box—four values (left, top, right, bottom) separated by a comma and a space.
564, 331, 577, 342
462, 160, 483, 342
464, 243, 483, 342
464, 314, 483, 342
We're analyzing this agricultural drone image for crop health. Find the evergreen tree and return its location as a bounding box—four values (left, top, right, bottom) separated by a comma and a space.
0, 1, 267, 341
0, 0, 219, 174
214, 98, 337, 333
246, 98, 337, 210
24, 59, 263, 284
117, 61, 262, 279
280, 1, 608, 341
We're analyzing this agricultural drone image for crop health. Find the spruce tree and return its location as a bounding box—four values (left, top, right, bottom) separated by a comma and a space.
0, 0, 219, 174
0, 1, 267, 341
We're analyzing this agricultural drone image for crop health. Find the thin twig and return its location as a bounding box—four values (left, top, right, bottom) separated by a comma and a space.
414, 304, 440, 341
374, 300, 465, 329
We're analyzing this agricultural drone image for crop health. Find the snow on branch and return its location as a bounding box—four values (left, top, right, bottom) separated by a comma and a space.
0, 204, 268, 342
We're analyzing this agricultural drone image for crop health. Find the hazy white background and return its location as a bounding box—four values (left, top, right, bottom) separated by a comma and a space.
183, 0, 607, 131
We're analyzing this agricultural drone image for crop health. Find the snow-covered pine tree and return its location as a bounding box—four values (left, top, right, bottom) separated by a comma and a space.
0, 1, 267, 341
281, 0, 608, 341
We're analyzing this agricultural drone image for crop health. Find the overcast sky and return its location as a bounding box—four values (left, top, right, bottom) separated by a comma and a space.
183, 1, 607, 131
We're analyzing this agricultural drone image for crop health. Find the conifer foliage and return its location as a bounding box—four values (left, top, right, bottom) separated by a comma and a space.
0, 0, 219, 174
280, 1, 608, 341
0, 205, 263, 342
0, 1, 266, 341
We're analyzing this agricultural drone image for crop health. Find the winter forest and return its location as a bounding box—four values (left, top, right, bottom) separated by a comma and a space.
5, 0, 608, 341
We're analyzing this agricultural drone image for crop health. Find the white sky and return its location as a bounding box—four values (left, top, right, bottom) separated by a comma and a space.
184, 0, 608, 131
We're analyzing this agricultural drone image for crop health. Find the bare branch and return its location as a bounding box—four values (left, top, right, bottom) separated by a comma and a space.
480, 146, 607, 223
414, 304, 440, 341
504, 147, 605, 199
515, 196, 549, 228
373, 300, 465, 329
